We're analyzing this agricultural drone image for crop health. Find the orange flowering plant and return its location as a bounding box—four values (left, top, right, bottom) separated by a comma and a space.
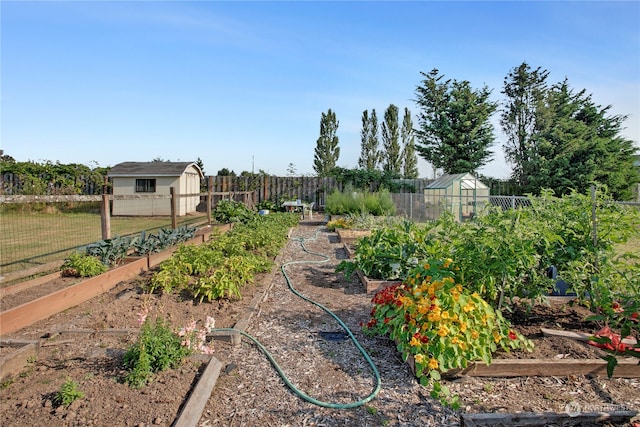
363, 258, 533, 406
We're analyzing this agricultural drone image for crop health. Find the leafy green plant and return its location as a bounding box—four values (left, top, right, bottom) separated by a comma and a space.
364, 259, 533, 407
148, 212, 295, 300
123, 316, 191, 388
213, 200, 255, 224
53, 377, 84, 407
336, 219, 447, 281
61, 251, 107, 277
84, 235, 132, 266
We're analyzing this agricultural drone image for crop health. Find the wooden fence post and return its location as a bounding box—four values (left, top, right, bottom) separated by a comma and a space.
170, 187, 177, 229
101, 194, 111, 240
207, 176, 213, 224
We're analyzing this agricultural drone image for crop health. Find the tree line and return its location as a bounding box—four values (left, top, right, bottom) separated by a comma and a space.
2, 62, 638, 200
312, 62, 639, 200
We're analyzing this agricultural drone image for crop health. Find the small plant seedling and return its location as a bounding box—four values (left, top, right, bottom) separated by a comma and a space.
53, 377, 84, 407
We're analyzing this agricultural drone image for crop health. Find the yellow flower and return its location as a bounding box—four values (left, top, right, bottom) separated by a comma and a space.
414, 353, 425, 364
463, 302, 475, 313
428, 358, 439, 370
410, 336, 421, 347
427, 312, 441, 322
441, 310, 450, 320
459, 341, 467, 350
459, 322, 467, 332
455, 284, 463, 293
451, 336, 460, 345
451, 289, 460, 301
423, 263, 430, 269
493, 331, 502, 343
471, 331, 479, 339
437, 326, 449, 337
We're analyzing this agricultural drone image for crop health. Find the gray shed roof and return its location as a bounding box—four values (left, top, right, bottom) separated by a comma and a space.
108, 162, 203, 178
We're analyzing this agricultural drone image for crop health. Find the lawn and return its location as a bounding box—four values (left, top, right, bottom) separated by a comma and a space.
0, 211, 208, 275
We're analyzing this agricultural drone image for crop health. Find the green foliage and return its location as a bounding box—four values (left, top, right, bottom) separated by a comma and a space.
213, 200, 256, 224
0, 159, 108, 195
401, 107, 419, 179
330, 167, 407, 192
53, 377, 84, 407
61, 252, 107, 277
364, 259, 532, 406
84, 235, 132, 266
148, 212, 296, 300
130, 225, 196, 256
381, 104, 402, 174
123, 316, 191, 388
414, 68, 498, 174
337, 220, 445, 281
358, 109, 381, 171
324, 188, 396, 216
255, 199, 279, 212
501, 63, 639, 200
338, 189, 639, 310
313, 108, 340, 176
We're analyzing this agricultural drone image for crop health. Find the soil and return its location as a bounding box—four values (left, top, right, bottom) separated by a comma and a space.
1, 219, 639, 427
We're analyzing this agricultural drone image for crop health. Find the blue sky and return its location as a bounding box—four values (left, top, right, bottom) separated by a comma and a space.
2, 1, 638, 178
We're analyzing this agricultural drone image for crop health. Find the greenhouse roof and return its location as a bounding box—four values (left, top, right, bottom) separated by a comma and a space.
426, 173, 489, 190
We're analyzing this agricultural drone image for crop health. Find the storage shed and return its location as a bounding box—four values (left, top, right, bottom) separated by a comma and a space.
423, 173, 489, 221
108, 162, 203, 216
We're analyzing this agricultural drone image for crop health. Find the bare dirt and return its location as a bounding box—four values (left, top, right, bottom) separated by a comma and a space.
1, 219, 639, 427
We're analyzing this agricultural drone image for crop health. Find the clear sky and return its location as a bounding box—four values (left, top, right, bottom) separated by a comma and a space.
2, 1, 639, 178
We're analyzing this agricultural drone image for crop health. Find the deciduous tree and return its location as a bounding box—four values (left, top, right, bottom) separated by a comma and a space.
381, 104, 402, 175
501, 62, 549, 188
313, 109, 340, 177
401, 107, 419, 179
358, 109, 381, 171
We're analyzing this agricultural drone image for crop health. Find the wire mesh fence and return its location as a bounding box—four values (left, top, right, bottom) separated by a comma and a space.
0, 194, 209, 278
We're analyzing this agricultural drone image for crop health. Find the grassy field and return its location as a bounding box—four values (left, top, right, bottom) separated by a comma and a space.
0, 211, 208, 275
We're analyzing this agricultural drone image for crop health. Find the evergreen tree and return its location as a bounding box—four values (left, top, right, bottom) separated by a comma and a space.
381, 104, 402, 175
358, 109, 381, 170
501, 62, 549, 188
414, 69, 497, 174
528, 80, 639, 199
313, 109, 340, 177
401, 107, 419, 179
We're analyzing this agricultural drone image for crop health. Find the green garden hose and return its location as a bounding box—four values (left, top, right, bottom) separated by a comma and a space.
214, 227, 381, 409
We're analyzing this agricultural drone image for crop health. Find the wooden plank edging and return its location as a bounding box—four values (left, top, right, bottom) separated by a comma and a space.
460, 410, 638, 427
0, 340, 39, 381
0, 257, 148, 335
173, 356, 223, 427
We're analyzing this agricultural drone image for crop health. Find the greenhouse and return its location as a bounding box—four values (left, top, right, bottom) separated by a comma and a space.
423, 173, 489, 221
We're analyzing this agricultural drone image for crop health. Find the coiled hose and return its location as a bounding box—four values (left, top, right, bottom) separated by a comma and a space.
214, 226, 381, 409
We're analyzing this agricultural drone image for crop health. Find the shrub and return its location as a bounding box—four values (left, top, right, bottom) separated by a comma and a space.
324, 188, 396, 216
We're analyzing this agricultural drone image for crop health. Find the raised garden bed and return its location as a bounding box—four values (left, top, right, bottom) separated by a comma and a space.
336, 229, 371, 245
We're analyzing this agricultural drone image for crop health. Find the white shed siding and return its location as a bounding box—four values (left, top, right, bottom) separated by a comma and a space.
109, 162, 203, 216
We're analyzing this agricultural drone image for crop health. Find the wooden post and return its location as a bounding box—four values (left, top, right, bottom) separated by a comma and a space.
101, 194, 111, 240
170, 187, 177, 229
207, 176, 213, 224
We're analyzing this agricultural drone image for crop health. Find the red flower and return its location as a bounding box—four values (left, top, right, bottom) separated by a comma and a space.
508, 331, 517, 340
